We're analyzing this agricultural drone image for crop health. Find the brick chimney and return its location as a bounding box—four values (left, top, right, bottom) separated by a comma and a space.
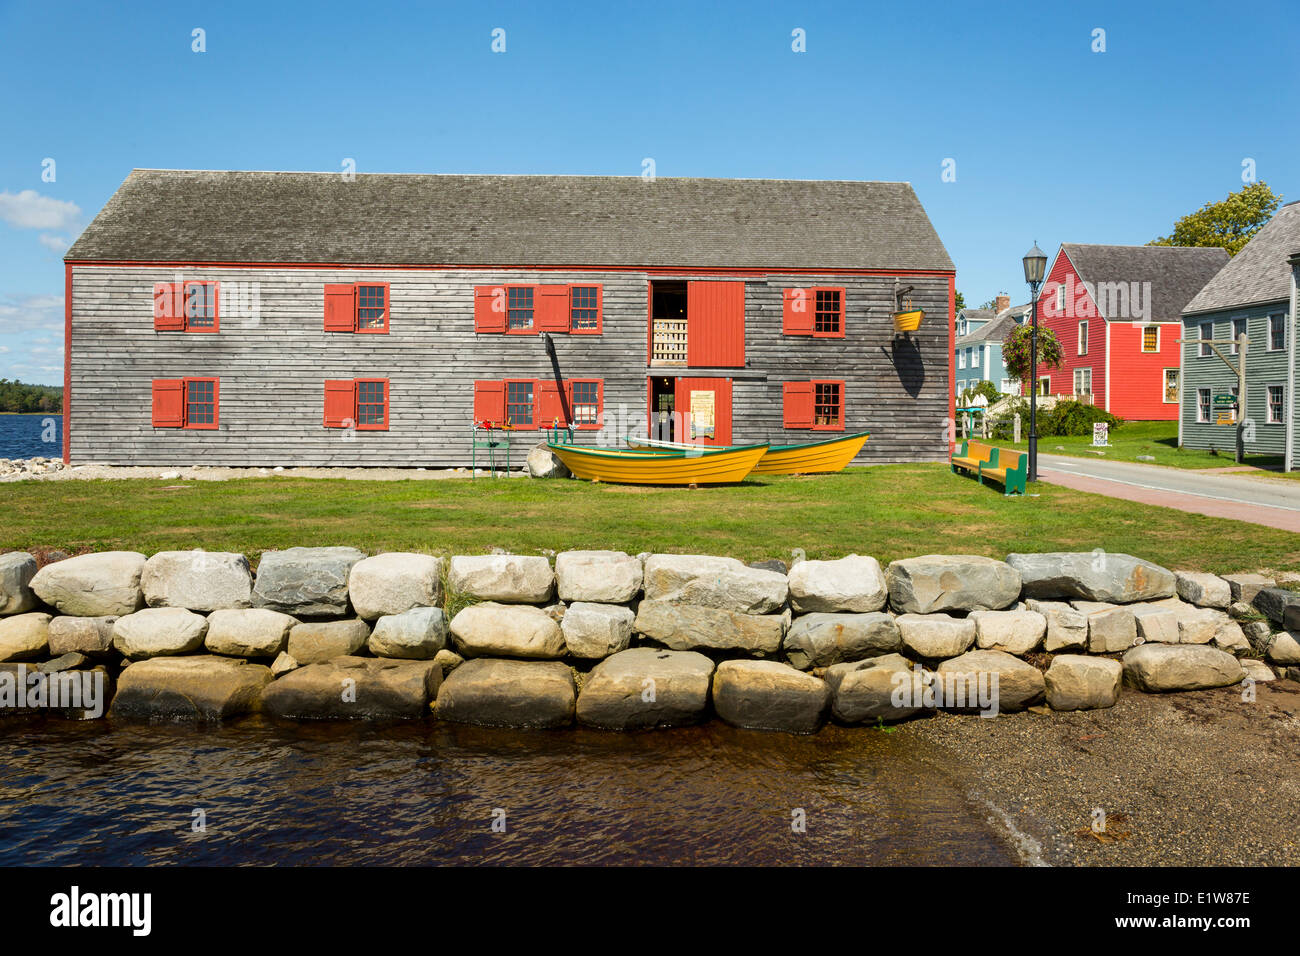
994, 294, 1010, 313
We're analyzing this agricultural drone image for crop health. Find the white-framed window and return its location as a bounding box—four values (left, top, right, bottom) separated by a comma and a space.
1141, 325, 1159, 353
1269, 313, 1286, 351
1199, 322, 1212, 357
1055, 284, 1066, 313
1268, 384, 1285, 424
1231, 317, 1247, 354
1196, 388, 1211, 423
1001, 378, 1017, 395
958, 349, 966, 369
1078, 321, 1088, 355
1038, 376, 1051, 397
1073, 367, 1092, 399
1163, 368, 1179, 404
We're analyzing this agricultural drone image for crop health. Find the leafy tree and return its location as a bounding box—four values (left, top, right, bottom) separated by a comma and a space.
0, 379, 63, 413
1148, 181, 1282, 256
1001, 323, 1063, 385
958, 380, 1001, 405
954, 291, 966, 311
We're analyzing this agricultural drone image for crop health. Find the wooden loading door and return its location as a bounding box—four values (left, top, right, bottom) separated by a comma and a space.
674, 377, 732, 446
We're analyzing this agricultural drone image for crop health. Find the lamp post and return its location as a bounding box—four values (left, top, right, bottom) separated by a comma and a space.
1022, 243, 1048, 483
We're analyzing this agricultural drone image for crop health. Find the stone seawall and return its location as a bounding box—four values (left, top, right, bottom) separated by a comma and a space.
0, 547, 1295, 732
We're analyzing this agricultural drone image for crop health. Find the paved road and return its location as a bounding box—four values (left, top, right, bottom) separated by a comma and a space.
1036, 454, 1300, 532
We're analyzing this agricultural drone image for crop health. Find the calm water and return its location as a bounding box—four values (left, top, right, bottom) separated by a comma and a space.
0, 414, 61, 459
0, 718, 1019, 866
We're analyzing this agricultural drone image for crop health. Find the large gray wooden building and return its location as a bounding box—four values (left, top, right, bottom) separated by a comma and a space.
63, 171, 956, 467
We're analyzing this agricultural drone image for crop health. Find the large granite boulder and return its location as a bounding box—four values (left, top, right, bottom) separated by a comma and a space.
286, 619, 371, 664
1006, 552, 1175, 603
633, 599, 784, 656
712, 660, 829, 734
787, 554, 887, 614
824, 653, 924, 724
347, 553, 445, 621
1121, 644, 1244, 692
112, 607, 208, 660
642, 554, 787, 614
1266, 631, 1300, 666
449, 602, 566, 659
885, 555, 1020, 614
935, 650, 1045, 712
262, 656, 441, 720
576, 648, 714, 729
0, 552, 38, 615
896, 613, 976, 660
0, 662, 114, 719
971, 608, 1046, 655
434, 658, 575, 728
783, 611, 900, 670
0, 612, 51, 662
1024, 599, 1088, 652
560, 602, 634, 659
368, 606, 449, 660
1222, 572, 1274, 605
252, 547, 365, 618
1173, 571, 1231, 609
1253, 588, 1300, 631
1131, 604, 1179, 644
448, 554, 555, 604
1044, 655, 1122, 711
141, 550, 253, 611
1073, 601, 1138, 653
1168, 603, 1221, 645
526, 442, 570, 479
555, 550, 643, 604
1212, 618, 1251, 656
47, 615, 117, 658
204, 607, 297, 658
31, 551, 146, 617
110, 656, 272, 720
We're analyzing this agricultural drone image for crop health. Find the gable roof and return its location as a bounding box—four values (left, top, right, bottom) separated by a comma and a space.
65, 170, 955, 272
1182, 202, 1300, 315
957, 311, 1020, 347
1060, 243, 1229, 322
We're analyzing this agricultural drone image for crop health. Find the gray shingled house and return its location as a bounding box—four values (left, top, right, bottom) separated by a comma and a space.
62, 170, 956, 468
1179, 201, 1300, 468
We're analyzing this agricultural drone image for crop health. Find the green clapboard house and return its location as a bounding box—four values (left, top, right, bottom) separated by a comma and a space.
1179, 201, 1300, 468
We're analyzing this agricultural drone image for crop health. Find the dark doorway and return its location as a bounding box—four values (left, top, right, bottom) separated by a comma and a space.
650, 376, 676, 441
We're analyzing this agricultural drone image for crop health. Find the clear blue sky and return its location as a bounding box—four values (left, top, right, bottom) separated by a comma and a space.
1, 0, 1295, 386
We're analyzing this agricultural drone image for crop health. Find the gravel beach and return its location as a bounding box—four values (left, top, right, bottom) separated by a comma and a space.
899, 677, 1300, 865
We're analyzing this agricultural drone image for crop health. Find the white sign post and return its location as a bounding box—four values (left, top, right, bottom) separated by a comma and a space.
1092, 422, 1110, 447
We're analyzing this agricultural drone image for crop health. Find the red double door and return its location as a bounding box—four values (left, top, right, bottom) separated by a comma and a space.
648, 377, 733, 446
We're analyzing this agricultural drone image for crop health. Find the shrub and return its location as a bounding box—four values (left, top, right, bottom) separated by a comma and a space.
987, 399, 1124, 440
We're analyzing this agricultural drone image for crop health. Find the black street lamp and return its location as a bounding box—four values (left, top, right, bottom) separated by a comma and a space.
1022, 242, 1048, 483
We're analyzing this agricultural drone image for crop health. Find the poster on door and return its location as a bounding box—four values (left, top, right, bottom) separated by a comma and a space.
689, 390, 715, 439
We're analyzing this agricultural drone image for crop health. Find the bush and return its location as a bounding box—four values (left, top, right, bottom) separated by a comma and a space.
988, 399, 1123, 440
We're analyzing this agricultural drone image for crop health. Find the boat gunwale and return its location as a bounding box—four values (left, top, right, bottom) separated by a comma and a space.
548, 441, 770, 461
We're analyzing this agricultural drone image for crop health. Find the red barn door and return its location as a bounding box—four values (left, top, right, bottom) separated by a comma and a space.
686, 281, 745, 367
674, 377, 732, 446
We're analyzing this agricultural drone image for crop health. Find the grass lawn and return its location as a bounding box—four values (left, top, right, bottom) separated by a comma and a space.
2, 465, 1297, 574
996, 420, 1286, 471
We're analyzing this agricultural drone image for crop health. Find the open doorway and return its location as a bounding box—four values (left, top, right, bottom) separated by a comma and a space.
650, 281, 688, 365
649, 376, 677, 441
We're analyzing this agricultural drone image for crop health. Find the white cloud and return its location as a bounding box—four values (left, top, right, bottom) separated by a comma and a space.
38, 233, 70, 251
0, 294, 63, 336
0, 190, 81, 230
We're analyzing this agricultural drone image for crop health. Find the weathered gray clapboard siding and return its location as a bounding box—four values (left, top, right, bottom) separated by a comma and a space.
69, 266, 952, 467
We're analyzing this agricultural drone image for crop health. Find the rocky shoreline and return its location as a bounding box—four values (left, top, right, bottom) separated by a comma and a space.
2, 545, 1297, 730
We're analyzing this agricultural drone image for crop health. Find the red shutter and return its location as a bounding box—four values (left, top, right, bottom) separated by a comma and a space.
474, 286, 506, 333
538, 379, 566, 429
782, 288, 813, 335
687, 281, 745, 367
154, 282, 185, 331
783, 382, 814, 428
151, 379, 185, 426
323, 379, 356, 427
324, 284, 356, 332
536, 285, 569, 333
473, 380, 506, 425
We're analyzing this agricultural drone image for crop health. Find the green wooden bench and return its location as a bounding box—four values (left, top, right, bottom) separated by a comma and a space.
951, 439, 1027, 496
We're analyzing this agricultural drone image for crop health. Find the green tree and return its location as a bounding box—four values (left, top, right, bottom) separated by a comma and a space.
954, 291, 966, 311
959, 379, 1001, 405
1148, 181, 1282, 256
1002, 323, 1063, 386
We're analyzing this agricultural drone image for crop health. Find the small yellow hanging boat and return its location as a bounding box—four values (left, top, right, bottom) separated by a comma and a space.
547, 442, 769, 485
892, 309, 924, 333
626, 432, 869, 475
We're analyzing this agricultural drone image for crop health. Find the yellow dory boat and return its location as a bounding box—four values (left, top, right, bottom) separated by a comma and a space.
626, 431, 869, 475
547, 441, 769, 485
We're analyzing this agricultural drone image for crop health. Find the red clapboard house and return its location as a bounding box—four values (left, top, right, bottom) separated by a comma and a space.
1034, 244, 1229, 420
63, 171, 956, 467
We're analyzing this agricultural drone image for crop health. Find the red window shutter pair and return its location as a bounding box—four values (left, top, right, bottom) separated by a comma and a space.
474, 285, 602, 334
154, 282, 220, 332
782, 289, 814, 336
474, 379, 602, 429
